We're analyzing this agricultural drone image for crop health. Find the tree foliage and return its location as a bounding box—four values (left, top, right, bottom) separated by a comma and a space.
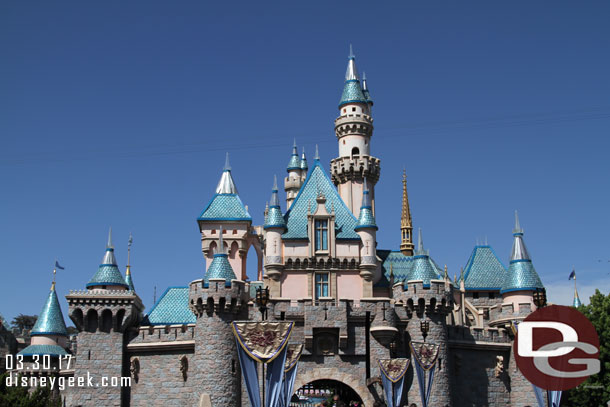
0, 372, 61, 407
11, 315, 38, 331
0, 314, 7, 329
564, 289, 610, 407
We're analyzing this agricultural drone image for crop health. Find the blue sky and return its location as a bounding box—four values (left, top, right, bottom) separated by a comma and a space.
1, 1, 609, 325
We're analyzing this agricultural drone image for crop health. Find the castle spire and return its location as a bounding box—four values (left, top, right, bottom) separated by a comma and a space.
31, 280, 68, 337
400, 171, 414, 256
125, 233, 135, 291
286, 139, 301, 171
86, 227, 129, 289
216, 152, 238, 194
416, 228, 426, 255
510, 210, 530, 261
355, 179, 377, 231
339, 46, 367, 107
361, 72, 373, 106
300, 147, 308, 172
500, 211, 544, 294
265, 175, 286, 230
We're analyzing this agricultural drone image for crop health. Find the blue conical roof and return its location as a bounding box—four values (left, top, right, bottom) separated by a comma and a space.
355, 180, 377, 231
500, 212, 544, 293
573, 289, 582, 307
264, 176, 286, 230
87, 229, 129, 289
287, 141, 301, 171
198, 154, 252, 222
339, 48, 367, 107
204, 231, 236, 287
300, 148, 308, 171
125, 267, 135, 291
404, 229, 441, 287
31, 284, 68, 337
361, 72, 373, 105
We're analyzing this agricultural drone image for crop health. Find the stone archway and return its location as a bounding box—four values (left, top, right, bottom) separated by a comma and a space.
293, 368, 374, 406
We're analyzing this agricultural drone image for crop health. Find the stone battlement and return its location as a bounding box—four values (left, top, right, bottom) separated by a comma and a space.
393, 280, 453, 316
188, 278, 249, 317
447, 325, 511, 345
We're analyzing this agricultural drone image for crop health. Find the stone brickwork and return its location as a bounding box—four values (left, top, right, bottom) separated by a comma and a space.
66, 331, 126, 407
129, 350, 195, 407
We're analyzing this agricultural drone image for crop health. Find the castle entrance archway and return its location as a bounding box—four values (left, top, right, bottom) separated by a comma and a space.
292, 379, 362, 405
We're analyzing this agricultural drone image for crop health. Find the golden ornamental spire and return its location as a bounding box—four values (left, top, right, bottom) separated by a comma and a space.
400, 170, 414, 256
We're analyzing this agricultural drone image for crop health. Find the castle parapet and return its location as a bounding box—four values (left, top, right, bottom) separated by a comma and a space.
188, 278, 248, 317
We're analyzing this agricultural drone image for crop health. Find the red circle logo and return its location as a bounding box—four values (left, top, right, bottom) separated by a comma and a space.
514, 305, 600, 390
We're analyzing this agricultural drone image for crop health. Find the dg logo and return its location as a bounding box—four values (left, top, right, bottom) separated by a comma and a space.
514, 304, 600, 390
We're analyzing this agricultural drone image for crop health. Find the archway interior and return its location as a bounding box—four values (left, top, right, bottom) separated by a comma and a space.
292, 379, 363, 405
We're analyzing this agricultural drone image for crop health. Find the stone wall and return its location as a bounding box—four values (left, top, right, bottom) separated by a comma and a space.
66, 331, 126, 407
129, 350, 195, 407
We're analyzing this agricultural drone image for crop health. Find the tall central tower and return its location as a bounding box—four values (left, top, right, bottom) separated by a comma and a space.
330, 47, 381, 216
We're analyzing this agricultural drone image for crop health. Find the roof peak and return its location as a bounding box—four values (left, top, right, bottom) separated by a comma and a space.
216, 154, 238, 194
345, 45, 359, 81
31, 285, 68, 337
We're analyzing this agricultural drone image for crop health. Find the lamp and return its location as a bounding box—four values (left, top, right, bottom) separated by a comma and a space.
420, 319, 430, 341
255, 286, 270, 320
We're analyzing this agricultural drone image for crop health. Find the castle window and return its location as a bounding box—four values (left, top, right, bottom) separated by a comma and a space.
315, 220, 328, 251
351, 147, 359, 158
343, 108, 346, 113
232, 229, 237, 235
352, 107, 356, 112
473, 292, 479, 299
315, 273, 329, 298
211, 229, 216, 234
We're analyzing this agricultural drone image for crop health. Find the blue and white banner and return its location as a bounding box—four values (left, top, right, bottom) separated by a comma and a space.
280, 344, 304, 407
379, 359, 410, 407
410, 341, 440, 407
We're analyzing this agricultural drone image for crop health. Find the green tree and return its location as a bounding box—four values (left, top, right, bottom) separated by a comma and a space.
564, 289, 610, 407
0, 314, 7, 329
0, 372, 61, 407
11, 315, 37, 331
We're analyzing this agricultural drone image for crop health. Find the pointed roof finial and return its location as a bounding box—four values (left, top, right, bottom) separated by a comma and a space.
513, 210, 523, 234
300, 147, 308, 171
107, 226, 113, 249
345, 45, 359, 81
314, 144, 320, 161
216, 154, 238, 194
224, 152, 231, 172
416, 228, 424, 254
287, 140, 301, 170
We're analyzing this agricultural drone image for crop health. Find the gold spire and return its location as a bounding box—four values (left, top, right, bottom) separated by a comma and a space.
400, 170, 414, 256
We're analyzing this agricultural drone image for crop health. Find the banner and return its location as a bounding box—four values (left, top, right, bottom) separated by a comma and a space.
379, 359, 410, 407
232, 322, 293, 407
410, 341, 439, 407
280, 344, 304, 407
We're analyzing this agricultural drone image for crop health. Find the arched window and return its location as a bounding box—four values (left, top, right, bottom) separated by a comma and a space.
351, 147, 359, 158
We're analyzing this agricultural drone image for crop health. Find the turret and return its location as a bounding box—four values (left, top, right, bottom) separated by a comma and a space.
285, 140, 303, 209
393, 229, 453, 407
19, 280, 69, 358
264, 176, 286, 296
66, 229, 144, 407
331, 46, 380, 216
355, 180, 378, 296
500, 211, 544, 312
198, 153, 258, 281
189, 227, 248, 406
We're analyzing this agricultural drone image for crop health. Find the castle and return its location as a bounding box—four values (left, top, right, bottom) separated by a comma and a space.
8, 50, 569, 407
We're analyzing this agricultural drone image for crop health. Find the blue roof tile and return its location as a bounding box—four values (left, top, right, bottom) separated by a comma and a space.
500, 259, 544, 293
18, 344, 68, 357
31, 286, 68, 337
462, 245, 507, 291
377, 250, 443, 288
87, 248, 129, 288
339, 80, 367, 107
198, 193, 252, 222
282, 161, 359, 240
204, 254, 236, 286
144, 287, 196, 325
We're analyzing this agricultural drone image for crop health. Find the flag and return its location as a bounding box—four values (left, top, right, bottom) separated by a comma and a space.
55, 260, 65, 270
128, 233, 133, 247
568, 270, 575, 280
